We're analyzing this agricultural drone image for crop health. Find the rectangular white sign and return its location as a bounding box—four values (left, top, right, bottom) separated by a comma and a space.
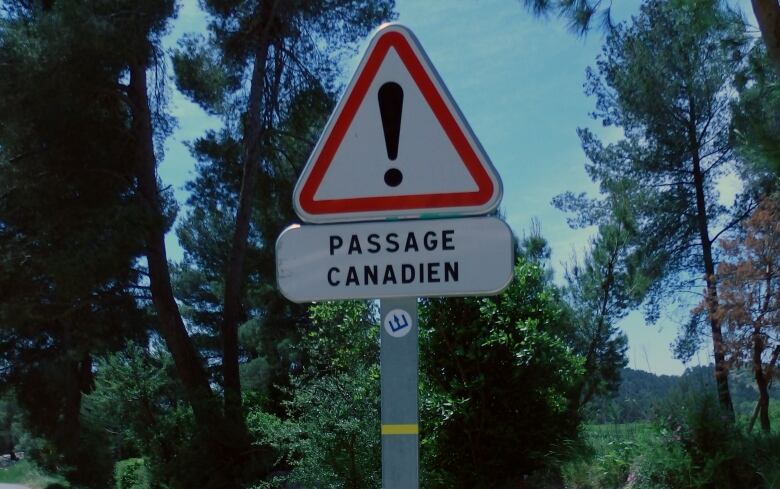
276, 217, 514, 302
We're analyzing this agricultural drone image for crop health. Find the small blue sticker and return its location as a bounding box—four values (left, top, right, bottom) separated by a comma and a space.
384, 308, 412, 338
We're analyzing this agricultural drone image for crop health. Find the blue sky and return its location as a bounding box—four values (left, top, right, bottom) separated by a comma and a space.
159, 0, 751, 376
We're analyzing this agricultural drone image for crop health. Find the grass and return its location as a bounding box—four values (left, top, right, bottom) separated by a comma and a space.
566, 415, 780, 489
583, 421, 656, 453
0, 460, 69, 488
559, 423, 657, 488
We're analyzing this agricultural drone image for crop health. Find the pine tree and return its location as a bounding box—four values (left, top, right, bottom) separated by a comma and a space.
712, 197, 780, 432
0, 0, 168, 481
170, 0, 394, 427
521, 0, 780, 79
557, 0, 754, 419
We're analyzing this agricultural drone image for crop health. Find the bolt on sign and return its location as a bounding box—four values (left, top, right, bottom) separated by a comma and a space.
276, 23, 514, 489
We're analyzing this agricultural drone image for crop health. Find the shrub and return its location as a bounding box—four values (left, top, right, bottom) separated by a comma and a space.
562, 395, 780, 489
114, 458, 151, 489
628, 389, 763, 489
420, 259, 586, 487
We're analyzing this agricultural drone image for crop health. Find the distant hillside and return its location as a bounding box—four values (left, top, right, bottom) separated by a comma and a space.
585, 366, 779, 424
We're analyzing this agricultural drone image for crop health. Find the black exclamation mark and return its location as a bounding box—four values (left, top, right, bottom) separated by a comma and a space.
378, 82, 403, 187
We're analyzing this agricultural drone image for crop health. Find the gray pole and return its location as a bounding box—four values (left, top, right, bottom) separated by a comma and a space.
380, 297, 419, 489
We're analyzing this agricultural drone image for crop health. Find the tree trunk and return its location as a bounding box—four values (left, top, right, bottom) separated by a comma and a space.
580, 250, 617, 406
221, 0, 277, 432
128, 62, 220, 426
753, 326, 771, 432
690, 120, 735, 420
61, 359, 82, 462
749, 345, 780, 431
755, 369, 771, 433
61, 353, 91, 468
752, 0, 780, 79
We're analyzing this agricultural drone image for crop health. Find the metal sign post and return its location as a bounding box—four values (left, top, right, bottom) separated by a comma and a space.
380, 298, 419, 489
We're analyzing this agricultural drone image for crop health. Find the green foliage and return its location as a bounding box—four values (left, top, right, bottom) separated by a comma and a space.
84, 343, 182, 458
302, 300, 379, 372
249, 371, 381, 489
0, 1, 398, 486
521, 0, 618, 35
732, 37, 780, 183
566, 387, 780, 489
83, 343, 239, 489
557, 0, 754, 417
0, 460, 36, 483
558, 0, 750, 315
561, 215, 636, 406
587, 366, 780, 425
246, 301, 381, 488
420, 257, 585, 487
626, 391, 763, 489
586, 368, 682, 424
170, 0, 396, 411
0, 0, 175, 484
172, 34, 236, 115
114, 459, 151, 489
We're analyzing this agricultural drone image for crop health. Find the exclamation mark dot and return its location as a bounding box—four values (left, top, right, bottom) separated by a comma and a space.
378, 82, 404, 187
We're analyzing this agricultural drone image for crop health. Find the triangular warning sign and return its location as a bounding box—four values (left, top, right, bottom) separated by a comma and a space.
293, 24, 502, 223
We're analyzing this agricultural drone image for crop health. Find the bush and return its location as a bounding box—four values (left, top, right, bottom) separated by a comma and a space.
629, 390, 764, 489
248, 370, 381, 489
245, 301, 381, 489
420, 259, 586, 488
560, 426, 645, 489
563, 391, 780, 489
86, 344, 236, 489
114, 458, 151, 489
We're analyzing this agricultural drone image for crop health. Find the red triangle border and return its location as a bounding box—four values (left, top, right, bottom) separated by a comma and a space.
298, 29, 495, 216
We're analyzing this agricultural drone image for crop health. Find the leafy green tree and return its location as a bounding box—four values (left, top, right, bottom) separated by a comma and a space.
557, 0, 753, 419
170, 86, 332, 411
122, 3, 392, 484
419, 257, 584, 488
1, 0, 393, 484
520, 219, 632, 407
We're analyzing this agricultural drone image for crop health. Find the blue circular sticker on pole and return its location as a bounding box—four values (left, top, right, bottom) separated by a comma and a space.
384, 308, 412, 338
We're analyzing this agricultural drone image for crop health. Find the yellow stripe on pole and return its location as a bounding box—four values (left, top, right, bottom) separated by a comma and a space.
381, 424, 419, 435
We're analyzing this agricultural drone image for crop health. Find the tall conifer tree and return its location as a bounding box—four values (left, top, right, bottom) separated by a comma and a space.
557, 0, 753, 418
0, 0, 171, 481
170, 0, 394, 427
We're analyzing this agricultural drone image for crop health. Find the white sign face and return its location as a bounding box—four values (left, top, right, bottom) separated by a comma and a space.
293, 24, 502, 223
384, 309, 413, 338
276, 217, 514, 302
